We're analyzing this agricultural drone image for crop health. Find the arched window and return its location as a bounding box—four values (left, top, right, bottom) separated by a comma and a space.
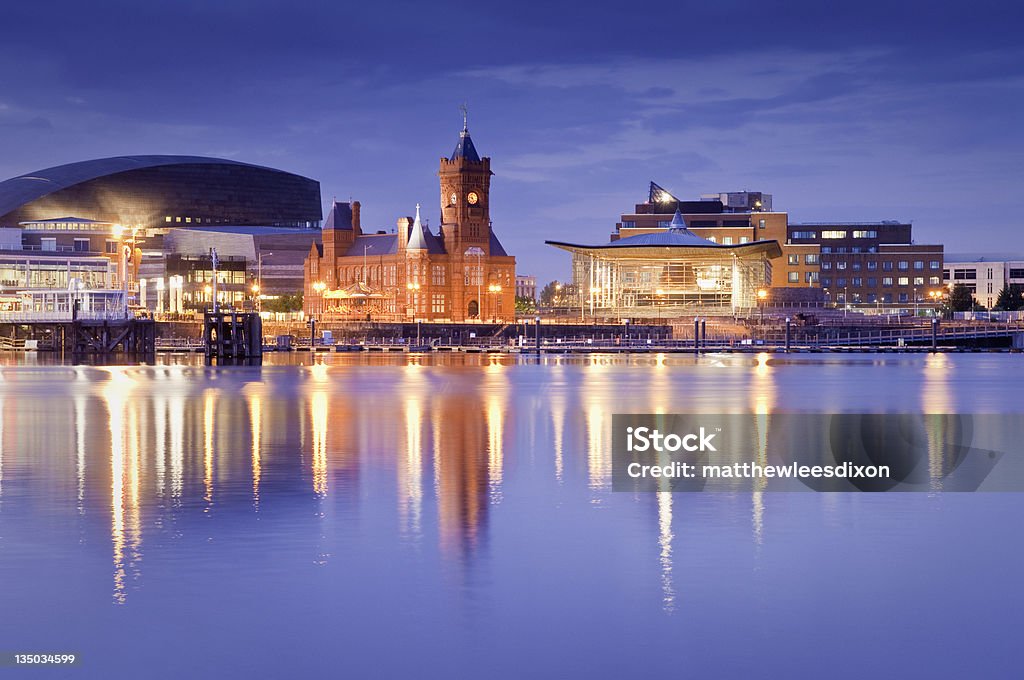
468, 300, 479, 318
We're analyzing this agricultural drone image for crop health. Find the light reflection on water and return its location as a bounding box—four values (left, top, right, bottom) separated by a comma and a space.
0, 352, 1021, 678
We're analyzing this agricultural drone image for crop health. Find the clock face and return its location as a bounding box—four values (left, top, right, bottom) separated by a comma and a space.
449, 192, 458, 205
467, 191, 479, 205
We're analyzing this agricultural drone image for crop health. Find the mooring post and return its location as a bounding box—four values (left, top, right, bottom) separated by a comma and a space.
694, 317, 700, 353
700, 318, 706, 348
535, 315, 541, 354
785, 317, 791, 352
931, 317, 938, 352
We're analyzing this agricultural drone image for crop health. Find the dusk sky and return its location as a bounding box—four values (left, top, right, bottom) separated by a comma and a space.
2, 0, 1022, 279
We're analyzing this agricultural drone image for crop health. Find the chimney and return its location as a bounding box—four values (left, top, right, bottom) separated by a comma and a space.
352, 200, 361, 235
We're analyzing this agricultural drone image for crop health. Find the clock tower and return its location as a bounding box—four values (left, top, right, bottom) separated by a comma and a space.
439, 119, 492, 255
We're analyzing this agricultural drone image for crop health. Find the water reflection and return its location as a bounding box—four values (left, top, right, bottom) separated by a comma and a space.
0, 352, 1006, 616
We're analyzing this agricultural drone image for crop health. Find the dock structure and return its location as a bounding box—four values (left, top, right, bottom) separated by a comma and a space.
203, 312, 263, 360
0, 311, 156, 355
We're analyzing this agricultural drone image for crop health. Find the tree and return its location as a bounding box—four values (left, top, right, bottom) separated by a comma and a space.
994, 286, 1024, 311
948, 283, 975, 312
515, 296, 536, 313
263, 293, 304, 313
539, 280, 562, 306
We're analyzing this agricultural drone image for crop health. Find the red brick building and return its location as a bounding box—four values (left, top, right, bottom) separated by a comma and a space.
304, 124, 515, 321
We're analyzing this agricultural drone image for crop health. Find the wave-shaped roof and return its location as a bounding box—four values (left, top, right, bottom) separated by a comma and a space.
0, 155, 307, 219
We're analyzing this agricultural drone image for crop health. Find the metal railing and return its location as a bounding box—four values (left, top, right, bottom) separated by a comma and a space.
0, 310, 128, 323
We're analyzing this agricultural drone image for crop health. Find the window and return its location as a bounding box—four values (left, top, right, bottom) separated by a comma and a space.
621, 221, 636, 228
740, 236, 749, 244
165, 216, 172, 223
953, 269, 977, 280
837, 278, 847, 287
852, 230, 877, 238
882, 277, 893, 287
914, 261, 924, 270
788, 254, 799, 265
883, 262, 894, 271
706, 236, 716, 243
1009, 268, 1024, 279
41, 238, 56, 251
867, 261, 877, 271
821, 261, 832, 270
898, 261, 909, 270
821, 247, 832, 254
806, 271, 819, 283
898, 277, 909, 286
788, 272, 799, 283
929, 277, 940, 285
791, 231, 817, 239
722, 237, 733, 245
867, 278, 877, 287
74, 238, 89, 252
431, 294, 445, 314
931, 261, 941, 269
431, 265, 445, 286
657, 220, 671, 228
899, 293, 909, 303
106, 240, 119, 254
986, 268, 993, 279
805, 254, 819, 265
822, 277, 832, 286
853, 277, 863, 287
759, 219, 766, 230
836, 261, 847, 270
914, 277, 924, 286
987, 282, 993, 294
821, 230, 847, 239
867, 293, 877, 303
852, 262, 861, 271
836, 248, 847, 254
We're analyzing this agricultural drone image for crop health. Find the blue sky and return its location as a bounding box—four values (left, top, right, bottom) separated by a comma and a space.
2, 0, 1022, 279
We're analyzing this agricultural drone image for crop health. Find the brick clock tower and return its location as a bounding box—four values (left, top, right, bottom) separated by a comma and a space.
438, 118, 514, 322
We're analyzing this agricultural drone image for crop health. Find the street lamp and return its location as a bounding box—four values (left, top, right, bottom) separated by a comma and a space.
251, 283, 260, 312
488, 283, 502, 321
312, 281, 327, 317
757, 288, 768, 323
406, 281, 421, 320
256, 251, 273, 312
203, 284, 213, 311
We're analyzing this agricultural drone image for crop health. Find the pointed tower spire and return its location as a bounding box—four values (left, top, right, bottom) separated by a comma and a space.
669, 207, 686, 230
450, 105, 481, 162
407, 203, 429, 250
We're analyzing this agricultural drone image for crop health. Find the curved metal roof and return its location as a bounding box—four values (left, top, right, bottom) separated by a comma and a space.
0, 155, 306, 219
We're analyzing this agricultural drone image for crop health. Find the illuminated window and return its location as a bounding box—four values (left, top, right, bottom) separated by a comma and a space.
805, 254, 819, 264
722, 237, 733, 245
431, 294, 445, 314
898, 277, 909, 286
852, 230, 877, 238
165, 216, 172, 223
821, 230, 847, 239
788, 254, 799, 265
788, 272, 799, 283
914, 277, 924, 286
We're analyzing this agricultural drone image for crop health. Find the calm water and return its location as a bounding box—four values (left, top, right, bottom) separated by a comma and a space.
0, 352, 1021, 678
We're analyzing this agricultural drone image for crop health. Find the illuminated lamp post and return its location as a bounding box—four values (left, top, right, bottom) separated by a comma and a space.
406, 281, 421, 320
757, 288, 768, 324
203, 284, 213, 312
312, 281, 327, 317
488, 283, 502, 322
251, 283, 261, 312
